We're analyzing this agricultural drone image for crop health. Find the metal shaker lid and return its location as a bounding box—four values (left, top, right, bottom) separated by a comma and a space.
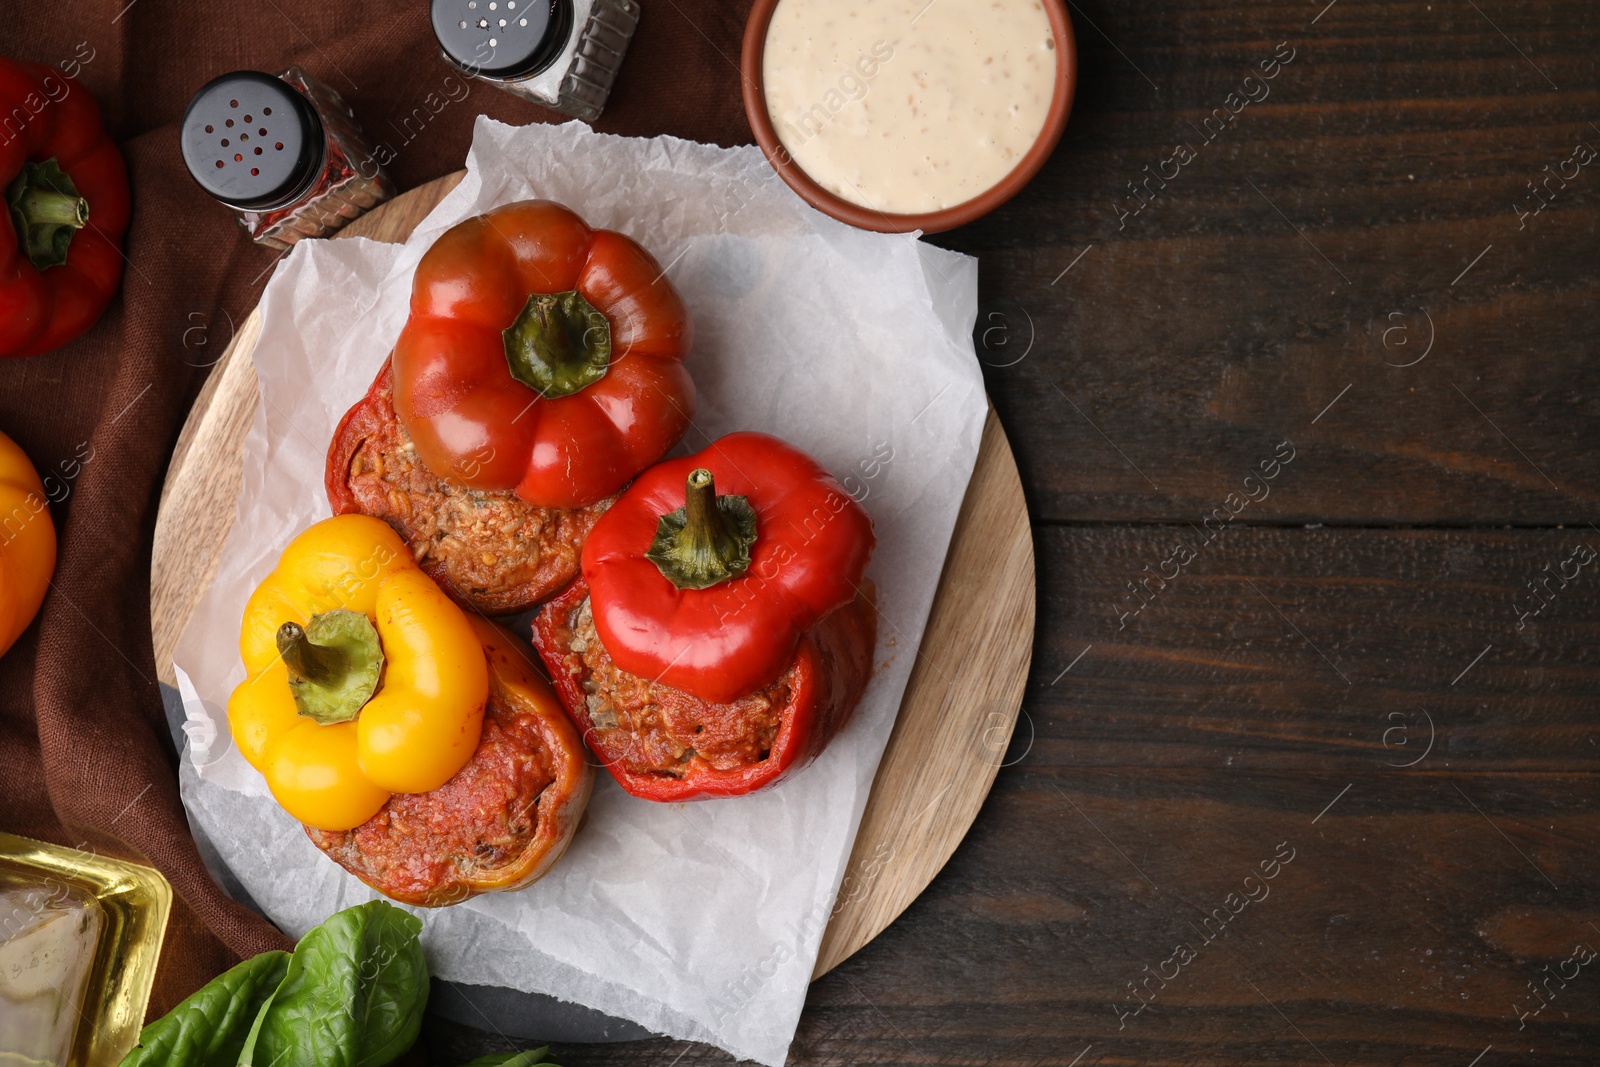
431, 0, 572, 80
180, 71, 323, 210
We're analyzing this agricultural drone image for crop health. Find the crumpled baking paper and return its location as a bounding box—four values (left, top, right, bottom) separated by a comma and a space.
172, 117, 985, 1065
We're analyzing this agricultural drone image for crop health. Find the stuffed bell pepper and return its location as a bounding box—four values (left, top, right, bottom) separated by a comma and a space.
533, 433, 878, 801
328, 199, 695, 614
228, 515, 591, 905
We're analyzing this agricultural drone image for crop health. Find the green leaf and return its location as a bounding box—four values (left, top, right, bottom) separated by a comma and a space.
457, 1052, 556, 1067
118, 950, 290, 1067
353, 902, 430, 1067
243, 900, 427, 1067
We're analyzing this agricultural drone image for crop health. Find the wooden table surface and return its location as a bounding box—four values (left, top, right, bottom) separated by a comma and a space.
431, 1, 1600, 1064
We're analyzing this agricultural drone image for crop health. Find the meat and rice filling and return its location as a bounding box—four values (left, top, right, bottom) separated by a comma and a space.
306, 692, 557, 904
337, 374, 611, 614
553, 597, 790, 776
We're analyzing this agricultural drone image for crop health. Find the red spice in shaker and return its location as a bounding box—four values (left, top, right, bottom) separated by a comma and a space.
179, 68, 393, 252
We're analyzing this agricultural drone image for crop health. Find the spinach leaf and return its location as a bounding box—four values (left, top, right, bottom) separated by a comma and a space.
457, 1052, 557, 1067
242, 900, 426, 1067
352, 901, 429, 1067
119, 949, 290, 1067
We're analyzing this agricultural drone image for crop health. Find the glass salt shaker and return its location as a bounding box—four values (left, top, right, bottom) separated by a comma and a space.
179, 68, 394, 252
431, 0, 639, 122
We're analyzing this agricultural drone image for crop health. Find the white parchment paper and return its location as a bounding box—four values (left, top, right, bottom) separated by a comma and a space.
172, 117, 985, 1065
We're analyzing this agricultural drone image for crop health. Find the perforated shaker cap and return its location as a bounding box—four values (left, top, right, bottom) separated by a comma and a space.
180, 72, 324, 211
431, 0, 572, 80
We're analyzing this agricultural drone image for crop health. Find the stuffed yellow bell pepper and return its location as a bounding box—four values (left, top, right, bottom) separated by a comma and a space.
227, 515, 488, 831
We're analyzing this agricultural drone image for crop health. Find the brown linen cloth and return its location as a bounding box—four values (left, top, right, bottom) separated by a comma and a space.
3, 0, 753, 1020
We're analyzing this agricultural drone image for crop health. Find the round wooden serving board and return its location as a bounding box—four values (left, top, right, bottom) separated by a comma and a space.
149, 171, 1035, 982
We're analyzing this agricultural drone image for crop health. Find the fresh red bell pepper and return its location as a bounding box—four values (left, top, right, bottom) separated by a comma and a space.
532, 432, 878, 801
391, 199, 695, 509
0, 58, 128, 358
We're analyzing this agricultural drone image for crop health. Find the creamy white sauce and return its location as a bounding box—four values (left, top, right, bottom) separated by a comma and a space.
763, 0, 1057, 215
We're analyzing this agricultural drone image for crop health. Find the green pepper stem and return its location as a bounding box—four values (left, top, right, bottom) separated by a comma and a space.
502, 289, 612, 399
645, 469, 759, 591
13, 187, 88, 229
277, 622, 341, 685
275, 610, 385, 725
5, 158, 91, 271
683, 469, 726, 553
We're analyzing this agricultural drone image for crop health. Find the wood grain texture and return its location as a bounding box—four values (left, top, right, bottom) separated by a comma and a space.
424, 0, 1600, 1063
813, 407, 1035, 978
939, 3, 1600, 527
417, 529, 1599, 1066
147, 173, 1034, 983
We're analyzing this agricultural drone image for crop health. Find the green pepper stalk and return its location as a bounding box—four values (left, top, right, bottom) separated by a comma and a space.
502, 289, 612, 399
275, 609, 384, 725
645, 468, 758, 590
5, 159, 90, 270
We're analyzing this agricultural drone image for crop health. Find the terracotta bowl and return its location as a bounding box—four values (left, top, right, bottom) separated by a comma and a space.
741, 0, 1077, 234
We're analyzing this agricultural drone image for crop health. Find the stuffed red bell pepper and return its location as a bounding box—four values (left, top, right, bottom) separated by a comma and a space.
391, 198, 695, 509
1, 58, 128, 358
327, 360, 613, 615
533, 432, 877, 801
328, 198, 696, 612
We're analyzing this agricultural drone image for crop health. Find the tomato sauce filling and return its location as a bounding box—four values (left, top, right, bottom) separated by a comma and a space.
554, 597, 791, 776
306, 693, 556, 902
340, 375, 611, 613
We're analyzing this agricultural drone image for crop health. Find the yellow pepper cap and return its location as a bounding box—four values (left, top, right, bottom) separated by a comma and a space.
227, 515, 489, 831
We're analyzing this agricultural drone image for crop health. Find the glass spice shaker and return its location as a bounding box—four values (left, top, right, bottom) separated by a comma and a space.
431, 0, 639, 123
179, 68, 394, 252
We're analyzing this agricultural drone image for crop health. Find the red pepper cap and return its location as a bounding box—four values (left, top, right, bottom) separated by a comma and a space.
582, 432, 875, 704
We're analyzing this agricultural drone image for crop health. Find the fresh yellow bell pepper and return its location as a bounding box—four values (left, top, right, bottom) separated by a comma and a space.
227, 514, 489, 831
0, 430, 55, 658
